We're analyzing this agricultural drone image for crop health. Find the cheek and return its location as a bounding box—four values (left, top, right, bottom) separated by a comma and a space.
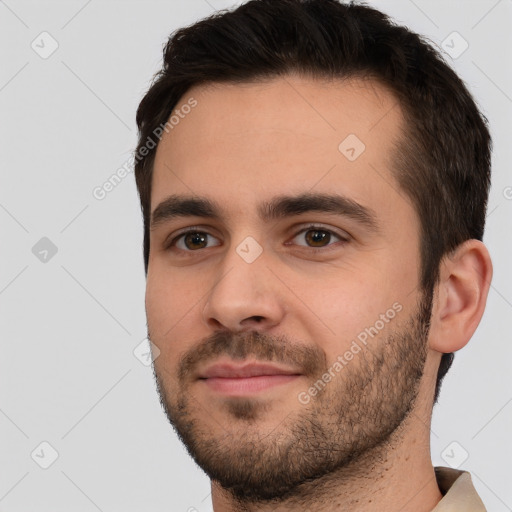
299, 264, 410, 357
146, 274, 197, 381
145, 272, 169, 333
146, 269, 198, 338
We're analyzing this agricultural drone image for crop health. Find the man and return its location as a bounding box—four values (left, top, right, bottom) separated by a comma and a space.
133, 0, 493, 510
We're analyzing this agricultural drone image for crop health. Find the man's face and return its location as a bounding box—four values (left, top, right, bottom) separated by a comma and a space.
146, 76, 432, 502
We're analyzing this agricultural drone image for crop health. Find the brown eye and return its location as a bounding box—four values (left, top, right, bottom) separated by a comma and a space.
289, 225, 348, 250
170, 230, 221, 252
304, 229, 331, 247
183, 232, 208, 250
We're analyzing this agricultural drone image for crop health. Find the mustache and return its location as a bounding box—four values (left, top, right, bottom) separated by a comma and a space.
174, 330, 327, 382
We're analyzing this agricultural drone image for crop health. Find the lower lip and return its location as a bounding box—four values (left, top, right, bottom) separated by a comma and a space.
202, 375, 300, 395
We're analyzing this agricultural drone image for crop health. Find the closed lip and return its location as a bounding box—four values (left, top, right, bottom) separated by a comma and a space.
198, 361, 302, 379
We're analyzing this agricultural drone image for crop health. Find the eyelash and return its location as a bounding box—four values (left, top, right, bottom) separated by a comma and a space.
165, 224, 349, 254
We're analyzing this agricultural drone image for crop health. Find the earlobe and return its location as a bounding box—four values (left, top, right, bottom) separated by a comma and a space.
428, 240, 493, 353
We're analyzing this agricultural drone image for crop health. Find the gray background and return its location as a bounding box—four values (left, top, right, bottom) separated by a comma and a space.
1, 0, 511, 510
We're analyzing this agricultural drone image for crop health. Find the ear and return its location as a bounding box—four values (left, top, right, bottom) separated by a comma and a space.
428, 239, 493, 353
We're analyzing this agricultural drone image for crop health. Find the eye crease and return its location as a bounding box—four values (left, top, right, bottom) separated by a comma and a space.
289, 226, 347, 249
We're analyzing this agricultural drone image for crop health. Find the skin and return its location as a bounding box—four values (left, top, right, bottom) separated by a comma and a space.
145, 74, 492, 511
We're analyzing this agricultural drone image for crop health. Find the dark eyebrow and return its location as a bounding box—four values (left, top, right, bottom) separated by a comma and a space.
150, 192, 380, 233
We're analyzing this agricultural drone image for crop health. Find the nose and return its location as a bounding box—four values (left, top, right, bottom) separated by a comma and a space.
202, 245, 286, 333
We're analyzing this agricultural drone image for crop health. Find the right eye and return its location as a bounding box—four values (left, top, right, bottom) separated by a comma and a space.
167, 228, 222, 253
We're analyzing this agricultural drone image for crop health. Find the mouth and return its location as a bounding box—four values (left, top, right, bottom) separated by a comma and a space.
197, 361, 302, 396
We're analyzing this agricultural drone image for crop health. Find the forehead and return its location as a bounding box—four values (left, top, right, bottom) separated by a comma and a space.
151, 74, 407, 220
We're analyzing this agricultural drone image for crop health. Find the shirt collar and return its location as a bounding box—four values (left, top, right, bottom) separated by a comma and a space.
431, 466, 487, 511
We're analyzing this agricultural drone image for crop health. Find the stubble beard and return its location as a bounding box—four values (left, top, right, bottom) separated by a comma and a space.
151, 293, 431, 506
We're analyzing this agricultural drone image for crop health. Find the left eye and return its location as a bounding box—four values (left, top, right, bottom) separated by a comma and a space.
288, 226, 346, 249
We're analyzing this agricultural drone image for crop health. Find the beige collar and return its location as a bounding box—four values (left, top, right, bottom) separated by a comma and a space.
431, 467, 486, 511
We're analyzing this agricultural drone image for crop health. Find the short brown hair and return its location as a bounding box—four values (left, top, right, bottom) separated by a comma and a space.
134, 0, 492, 404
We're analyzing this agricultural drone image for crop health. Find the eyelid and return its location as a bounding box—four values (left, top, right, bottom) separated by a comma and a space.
285, 223, 350, 248
165, 223, 350, 252
164, 225, 220, 250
